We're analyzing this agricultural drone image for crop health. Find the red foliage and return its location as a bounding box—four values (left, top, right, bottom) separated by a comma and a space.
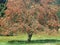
0, 0, 59, 35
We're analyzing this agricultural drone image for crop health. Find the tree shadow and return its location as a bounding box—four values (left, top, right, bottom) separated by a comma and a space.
8, 39, 60, 44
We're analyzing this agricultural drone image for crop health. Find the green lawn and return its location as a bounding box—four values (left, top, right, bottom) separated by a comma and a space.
0, 34, 60, 42
0, 34, 60, 45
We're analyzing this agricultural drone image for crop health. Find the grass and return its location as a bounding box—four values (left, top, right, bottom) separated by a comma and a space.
0, 34, 27, 42
0, 33, 60, 45
0, 33, 60, 42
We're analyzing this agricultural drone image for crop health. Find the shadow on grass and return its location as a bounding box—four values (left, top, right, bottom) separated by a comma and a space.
8, 39, 60, 44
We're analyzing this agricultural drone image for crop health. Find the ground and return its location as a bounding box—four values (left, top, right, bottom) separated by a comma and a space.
0, 33, 60, 45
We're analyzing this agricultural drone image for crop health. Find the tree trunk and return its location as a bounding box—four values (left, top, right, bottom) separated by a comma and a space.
28, 33, 32, 42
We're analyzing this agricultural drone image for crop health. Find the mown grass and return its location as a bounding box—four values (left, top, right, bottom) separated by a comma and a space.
0, 33, 60, 42
0, 33, 60, 45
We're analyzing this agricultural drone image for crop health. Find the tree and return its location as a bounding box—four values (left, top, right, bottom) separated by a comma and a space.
0, 0, 59, 41
0, 0, 7, 17
0, 0, 6, 3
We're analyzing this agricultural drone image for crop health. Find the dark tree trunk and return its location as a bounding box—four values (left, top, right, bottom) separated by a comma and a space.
28, 33, 33, 42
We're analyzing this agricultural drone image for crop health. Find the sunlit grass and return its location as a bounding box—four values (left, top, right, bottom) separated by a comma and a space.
0, 33, 60, 42
0, 33, 59, 45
